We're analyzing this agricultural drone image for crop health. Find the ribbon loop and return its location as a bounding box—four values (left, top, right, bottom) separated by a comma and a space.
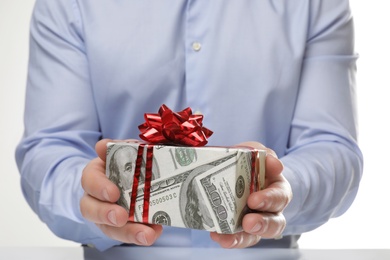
139, 104, 213, 146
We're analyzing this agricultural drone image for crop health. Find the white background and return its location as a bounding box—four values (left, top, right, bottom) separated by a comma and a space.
1, 1, 389, 249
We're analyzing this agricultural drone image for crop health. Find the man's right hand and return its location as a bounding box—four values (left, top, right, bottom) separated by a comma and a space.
80, 139, 163, 245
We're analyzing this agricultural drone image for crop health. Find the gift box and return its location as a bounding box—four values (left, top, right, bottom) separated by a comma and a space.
106, 142, 266, 234
105, 104, 266, 234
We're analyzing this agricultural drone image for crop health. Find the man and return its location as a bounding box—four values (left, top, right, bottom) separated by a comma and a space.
16, 0, 362, 250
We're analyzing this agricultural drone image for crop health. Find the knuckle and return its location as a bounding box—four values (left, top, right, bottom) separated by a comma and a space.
259, 212, 286, 239
267, 188, 290, 212
271, 213, 285, 235
97, 205, 109, 224
276, 215, 287, 237
283, 195, 290, 210
249, 235, 261, 247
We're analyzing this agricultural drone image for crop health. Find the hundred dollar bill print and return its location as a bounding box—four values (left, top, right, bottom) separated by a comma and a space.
106, 143, 161, 211
194, 151, 253, 233
106, 142, 266, 233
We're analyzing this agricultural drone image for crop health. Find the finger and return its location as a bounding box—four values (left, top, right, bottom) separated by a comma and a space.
95, 139, 113, 162
98, 222, 163, 246
242, 212, 286, 239
233, 141, 283, 178
234, 141, 277, 158
266, 153, 284, 178
81, 158, 120, 203
80, 193, 128, 227
210, 232, 261, 249
247, 178, 292, 213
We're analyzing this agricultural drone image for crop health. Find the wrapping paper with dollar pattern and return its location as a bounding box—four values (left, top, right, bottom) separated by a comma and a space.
106, 141, 265, 234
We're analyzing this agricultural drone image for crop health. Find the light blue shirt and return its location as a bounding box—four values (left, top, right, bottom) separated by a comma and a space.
16, 0, 363, 251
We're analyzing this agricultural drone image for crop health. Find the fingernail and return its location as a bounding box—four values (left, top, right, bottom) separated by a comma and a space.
136, 232, 148, 245
107, 210, 117, 225
250, 223, 262, 233
102, 189, 110, 201
229, 237, 238, 248
257, 201, 265, 209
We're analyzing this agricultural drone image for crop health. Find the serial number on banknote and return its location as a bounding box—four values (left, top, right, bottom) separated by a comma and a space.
138, 192, 178, 210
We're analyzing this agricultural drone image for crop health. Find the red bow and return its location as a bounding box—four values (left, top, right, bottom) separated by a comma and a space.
138, 104, 213, 147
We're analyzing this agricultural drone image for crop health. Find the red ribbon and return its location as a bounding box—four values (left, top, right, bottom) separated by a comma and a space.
142, 145, 154, 223
138, 104, 213, 147
128, 143, 154, 223
128, 144, 144, 222
250, 151, 257, 194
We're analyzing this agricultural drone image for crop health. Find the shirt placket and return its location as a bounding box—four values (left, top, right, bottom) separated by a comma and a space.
184, 0, 211, 116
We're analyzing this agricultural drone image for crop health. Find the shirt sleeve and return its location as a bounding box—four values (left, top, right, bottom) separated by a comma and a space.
281, 0, 363, 234
15, 0, 120, 250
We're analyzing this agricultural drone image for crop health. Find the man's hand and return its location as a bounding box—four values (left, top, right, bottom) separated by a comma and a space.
210, 141, 292, 248
80, 139, 163, 246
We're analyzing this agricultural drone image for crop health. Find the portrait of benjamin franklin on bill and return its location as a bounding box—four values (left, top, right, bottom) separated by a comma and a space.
107, 144, 160, 211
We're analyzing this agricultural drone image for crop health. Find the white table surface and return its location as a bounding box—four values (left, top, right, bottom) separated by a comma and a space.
1, 247, 390, 260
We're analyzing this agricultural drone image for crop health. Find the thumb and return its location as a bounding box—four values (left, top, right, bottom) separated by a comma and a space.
95, 139, 113, 162
95, 138, 143, 162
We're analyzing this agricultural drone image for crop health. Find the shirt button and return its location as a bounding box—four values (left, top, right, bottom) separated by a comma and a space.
192, 42, 202, 52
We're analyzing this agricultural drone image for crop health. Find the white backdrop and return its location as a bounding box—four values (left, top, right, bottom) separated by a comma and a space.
1, 1, 389, 249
